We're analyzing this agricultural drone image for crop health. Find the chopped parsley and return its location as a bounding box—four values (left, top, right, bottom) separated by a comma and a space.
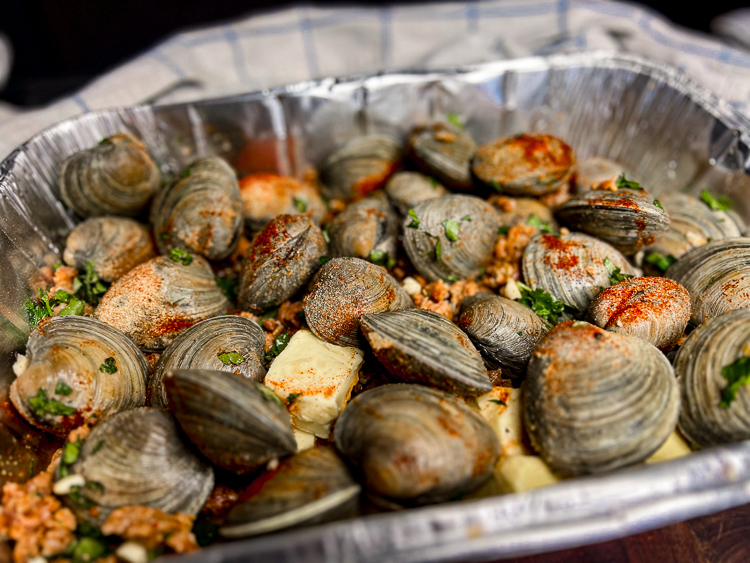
461, 215, 472, 221
516, 282, 577, 328
218, 351, 245, 366
257, 384, 283, 406
645, 252, 677, 273
265, 332, 290, 362
444, 275, 459, 283
27, 388, 77, 418
435, 239, 442, 261
73, 261, 108, 306
447, 113, 463, 129
442, 219, 460, 242
615, 173, 642, 190
497, 226, 510, 236
369, 249, 396, 269
490, 180, 504, 193
604, 257, 634, 285
92, 440, 105, 454
319, 256, 331, 266
62, 440, 82, 465
26, 288, 53, 327
99, 357, 117, 374
653, 199, 664, 211
215, 274, 238, 302
700, 189, 732, 211
287, 393, 302, 405
525, 214, 554, 234
58, 295, 85, 316
322, 225, 331, 243
293, 197, 307, 212
55, 381, 73, 396
170, 248, 193, 266
720, 356, 750, 408
407, 209, 420, 229
98, 137, 110, 145
64, 534, 107, 563
180, 164, 195, 178
488, 399, 506, 406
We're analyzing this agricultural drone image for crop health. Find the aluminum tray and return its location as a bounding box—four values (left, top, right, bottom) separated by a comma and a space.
1, 51, 750, 561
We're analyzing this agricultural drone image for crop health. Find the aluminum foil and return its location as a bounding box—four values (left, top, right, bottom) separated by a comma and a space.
1, 51, 750, 560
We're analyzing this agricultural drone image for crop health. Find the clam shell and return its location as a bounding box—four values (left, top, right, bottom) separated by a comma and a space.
152, 157, 244, 261
303, 257, 412, 347
524, 321, 679, 476
10, 316, 150, 436
95, 255, 229, 351
402, 194, 500, 282
59, 133, 161, 218
334, 384, 499, 505
675, 308, 750, 448
665, 238, 750, 327
238, 214, 327, 313
384, 172, 448, 217
361, 309, 492, 396
164, 369, 296, 473
406, 123, 477, 190
220, 446, 360, 538
327, 192, 398, 262
63, 216, 156, 282
148, 316, 266, 408
573, 157, 623, 193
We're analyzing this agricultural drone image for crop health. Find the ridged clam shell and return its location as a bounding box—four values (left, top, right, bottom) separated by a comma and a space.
402, 194, 500, 282
164, 369, 296, 473
586, 277, 691, 350
152, 157, 244, 261
238, 214, 327, 313
63, 216, 156, 282
10, 316, 150, 437
62, 407, 214, 525
522, 232, 637, 313
220, 446, 360, 538
95, 255, 229, 351
524, 321, 679, 476
334, 384, 499, 505
327, 192, 398, 262
361, 309, 492, 396
458, 295, 548, 378
59, 133, 160, 218
675, 308, 750, 448
384, 172, 448, 217
406, 123, 476, 190
665, 238, 750, 327
148, 316, 266, 408
303, 257, 412, 347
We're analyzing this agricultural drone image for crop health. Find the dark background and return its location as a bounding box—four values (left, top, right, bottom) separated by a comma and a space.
0, 0, 746, 108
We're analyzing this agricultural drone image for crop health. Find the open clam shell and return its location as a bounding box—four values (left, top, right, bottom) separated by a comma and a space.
524, 321, 679, 476
384, 172, 448, 217
406, 123, 477, 190
327, 193, 398, 263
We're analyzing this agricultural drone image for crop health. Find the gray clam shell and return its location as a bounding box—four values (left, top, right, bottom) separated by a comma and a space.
524, 322, 680, 476
384, 172, 448, 217
406, 123, 476, 190
328, 193, 398, 262
9, 316, 150, 436
148, 315, 266, 408
334, 384, 499, 505
403, 194, 500, 282
239, 174, 326, 232
675, 308, 750, 448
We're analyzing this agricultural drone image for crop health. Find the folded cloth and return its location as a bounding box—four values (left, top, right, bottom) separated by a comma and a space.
2, 0, 750, 160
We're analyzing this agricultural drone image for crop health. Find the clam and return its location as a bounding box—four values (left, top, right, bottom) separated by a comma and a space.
384, 172, 449, 217
361, 309, 491, 396
674, 308, 750, 448
318, 136, 402, 200
10, 316, 150, 436
238, 173, 326, 232
60, 407, 214, 525
334, 384, 499, 505
152, 157, 244, 261
238, 214, 327, 313
586, 277, 691, 350
163, 369, 296, 473
63, 216, 156, 282
522, 232, 638, 313
573, 157, 623, 193
59, 133, 161, 218
95, 255, 229, 351
555, 188, 670, 254
665, 238, 750, 327
471, 134, 574, 196
524, 321, 679, 476
458, 295, 548, 378
148, 316, 267, 409
327, 193, 398, 264
303, 257, 412, 348
406, 122, 477, 190
402, 194, 500, 282
220, 446, 360, 538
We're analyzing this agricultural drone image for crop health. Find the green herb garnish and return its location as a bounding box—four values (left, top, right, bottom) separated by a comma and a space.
170, 248, 193, 266
53, 262, 63, 271
497, 226, 510, 236
429, 177, 439, 188
516, 282, 578, 327
28, 388, 77, 418
322, 225, 331, 243
26, 288, 53, 327
265, 332, 291, 362
525, 214, 554, 234
653, 199, 664, 211
58, 296, 85, 316
55, 381, 73, 396
73, 261, 108, 306
215, 274, 238, 302
66, 535, 108, 563
92, 440, 105, 454
99, 357, 117, 374
84, 481, 105, 493
644, 252, 677, 273
615, 173, 642, 190
369, 249, 396, 269
442, 219, 460, 242
435, 239, 442, 261
62, 440, 82, 465
257, 384, 283, 406
461, 215, 472, 221
407, 209, 420, 229
490, 180, 504, 193
180, 164, 195, 178
287, 393, 302, 405
720, 356, 750, 408
447, 113, 463, 129
700, 189, 732, 211
604, 257, 634, 285
293, 197, 307, 212
259, 308, 278, 326
444, 275, 459, 283
98, 138, 110, 145
488, 399, 506, 406
218, 351, 245, 366
319, 256, 331, 266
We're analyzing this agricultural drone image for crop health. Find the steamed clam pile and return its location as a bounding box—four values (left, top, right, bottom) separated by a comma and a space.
7, 120, 750, 561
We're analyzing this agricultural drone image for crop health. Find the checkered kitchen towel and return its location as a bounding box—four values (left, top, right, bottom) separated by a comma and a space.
1, 0, 750, 160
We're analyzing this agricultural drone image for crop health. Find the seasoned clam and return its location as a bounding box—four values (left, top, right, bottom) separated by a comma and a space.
334, 384, 499, 505
95, 255, 229, 351
361, 309, 492, 396
665, 238, 750, 327
63, 216, 156, 282
152, 157, 244, 261
406, 122, 477, 190
586, 277, 691, 350
318, 136, 402, 200
238, 173, 326, 232
573, 157, 623, 193
60, 407, 214, 525
148, 316, 267, 408
458, 295, 548, 378
304, 257, 412, 348
384, 171, 448, 217
164, 369, 296, 473
327, 193, 398, 264
471, 134, 574, 196
555, 188, 670, 254
59, 133, 161, 218
10, 316, 150, 436
674, 308, 750, 448
524, 321, 679, 475
238, 214, 327, 313
402, 194, 499, 282
220, 446, 360, 538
